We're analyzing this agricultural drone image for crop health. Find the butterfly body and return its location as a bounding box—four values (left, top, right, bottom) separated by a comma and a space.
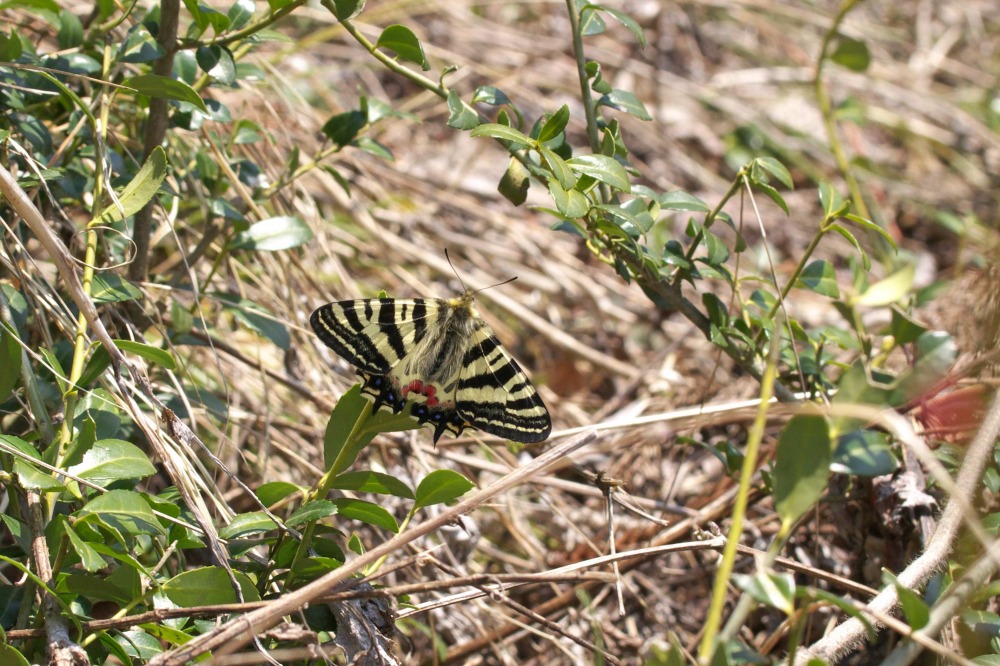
310, 292, 551, 443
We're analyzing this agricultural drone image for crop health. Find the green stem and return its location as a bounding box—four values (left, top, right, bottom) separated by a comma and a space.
697, 326, 781, 663
565, 0, 600, 155
814, 0, 869, 221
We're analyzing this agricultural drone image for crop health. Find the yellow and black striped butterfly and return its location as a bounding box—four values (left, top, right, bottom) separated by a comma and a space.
310, 290, 551, 444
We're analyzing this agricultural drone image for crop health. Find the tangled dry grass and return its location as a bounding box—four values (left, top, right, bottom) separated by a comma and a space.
169, 0, 1000, 663
4, 0, 999, 663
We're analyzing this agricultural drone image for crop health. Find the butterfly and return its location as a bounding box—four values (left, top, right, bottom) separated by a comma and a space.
310, 290, 552, 444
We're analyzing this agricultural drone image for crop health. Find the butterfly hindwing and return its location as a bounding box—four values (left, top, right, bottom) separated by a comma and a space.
311, 293, 551, 444
455, 330, 551, 442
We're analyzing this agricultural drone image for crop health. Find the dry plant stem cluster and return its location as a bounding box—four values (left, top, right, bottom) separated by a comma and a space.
144, 430, 597, 664
794, 393, 1000, 663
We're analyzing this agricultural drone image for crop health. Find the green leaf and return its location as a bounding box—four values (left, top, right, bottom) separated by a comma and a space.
162, 567, 260, 607
890, 307, 927, 345
91, 273, 143, 303
598, 89, 651, 121
0, 644, 29, 666
0, 30, 23, 61
755, 156, 793, 189
66, 439, 156, 484
583, 4, 645, 46
332, 498, 399, 532
830, 36, 870, 72
77, 490, 165, 536
322, 109, 366, 148
111, 339, 176, 370
883, 571, 929, 630
218, 511, 278, 539
285, 500, 338, 528
327, 0, 363, 19
62, 518, 105, 573
414, 469, 474, 510
733, 570, 796, 615
755, 181, 789, 215
471, 85, 511, 106
95, 146, 168, 224
122, 74, 207, 112
216, 293, 291, 349
229, 216, 313, 251
499, 157, 530, 206
256, 481, 306, 506
375, 24, 429, 70
818, 182, 849, 219
854, 265, 914, 307
470, 122, 531, 148
844, 213, 896, 248
773, 416, 831, 527
566, 154, 630, 191
538, 146, 576, 190
196, 45, 236, 86
831, 430, 899, 476
537, 104, 570, 143
446, 89, 480, 130
331, 471, 414, 498
227, 0, 255, 29
796, 260, 840, 298
659, 190, 710, 212
324, 384, 376, 474
57, 8, 83, 48
14, 460, 66, 492
0, 322, 22, 402
549, 179, 590, 219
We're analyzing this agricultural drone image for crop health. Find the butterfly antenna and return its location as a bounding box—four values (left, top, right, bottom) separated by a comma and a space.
445, 248, 517, 295
444, 248, 468, 293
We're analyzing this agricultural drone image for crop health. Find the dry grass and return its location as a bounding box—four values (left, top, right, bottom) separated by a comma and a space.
5, 0, 999, 663
165, 0, 1000, 663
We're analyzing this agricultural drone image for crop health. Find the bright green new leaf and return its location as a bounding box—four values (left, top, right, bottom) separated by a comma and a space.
854, 265, 914, 307
414, 469, 474, 510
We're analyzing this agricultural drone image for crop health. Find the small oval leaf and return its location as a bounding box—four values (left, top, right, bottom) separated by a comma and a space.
414, 470, 474, 510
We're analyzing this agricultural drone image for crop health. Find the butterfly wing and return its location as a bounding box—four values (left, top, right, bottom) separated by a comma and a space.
310, 298, 439, 375
454, 327, 552, 443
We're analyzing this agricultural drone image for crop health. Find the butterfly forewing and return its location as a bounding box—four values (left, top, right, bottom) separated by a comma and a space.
310, 293, 551, 444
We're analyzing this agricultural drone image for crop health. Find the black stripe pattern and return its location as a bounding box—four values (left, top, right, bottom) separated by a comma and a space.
310, 293, 551, 444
